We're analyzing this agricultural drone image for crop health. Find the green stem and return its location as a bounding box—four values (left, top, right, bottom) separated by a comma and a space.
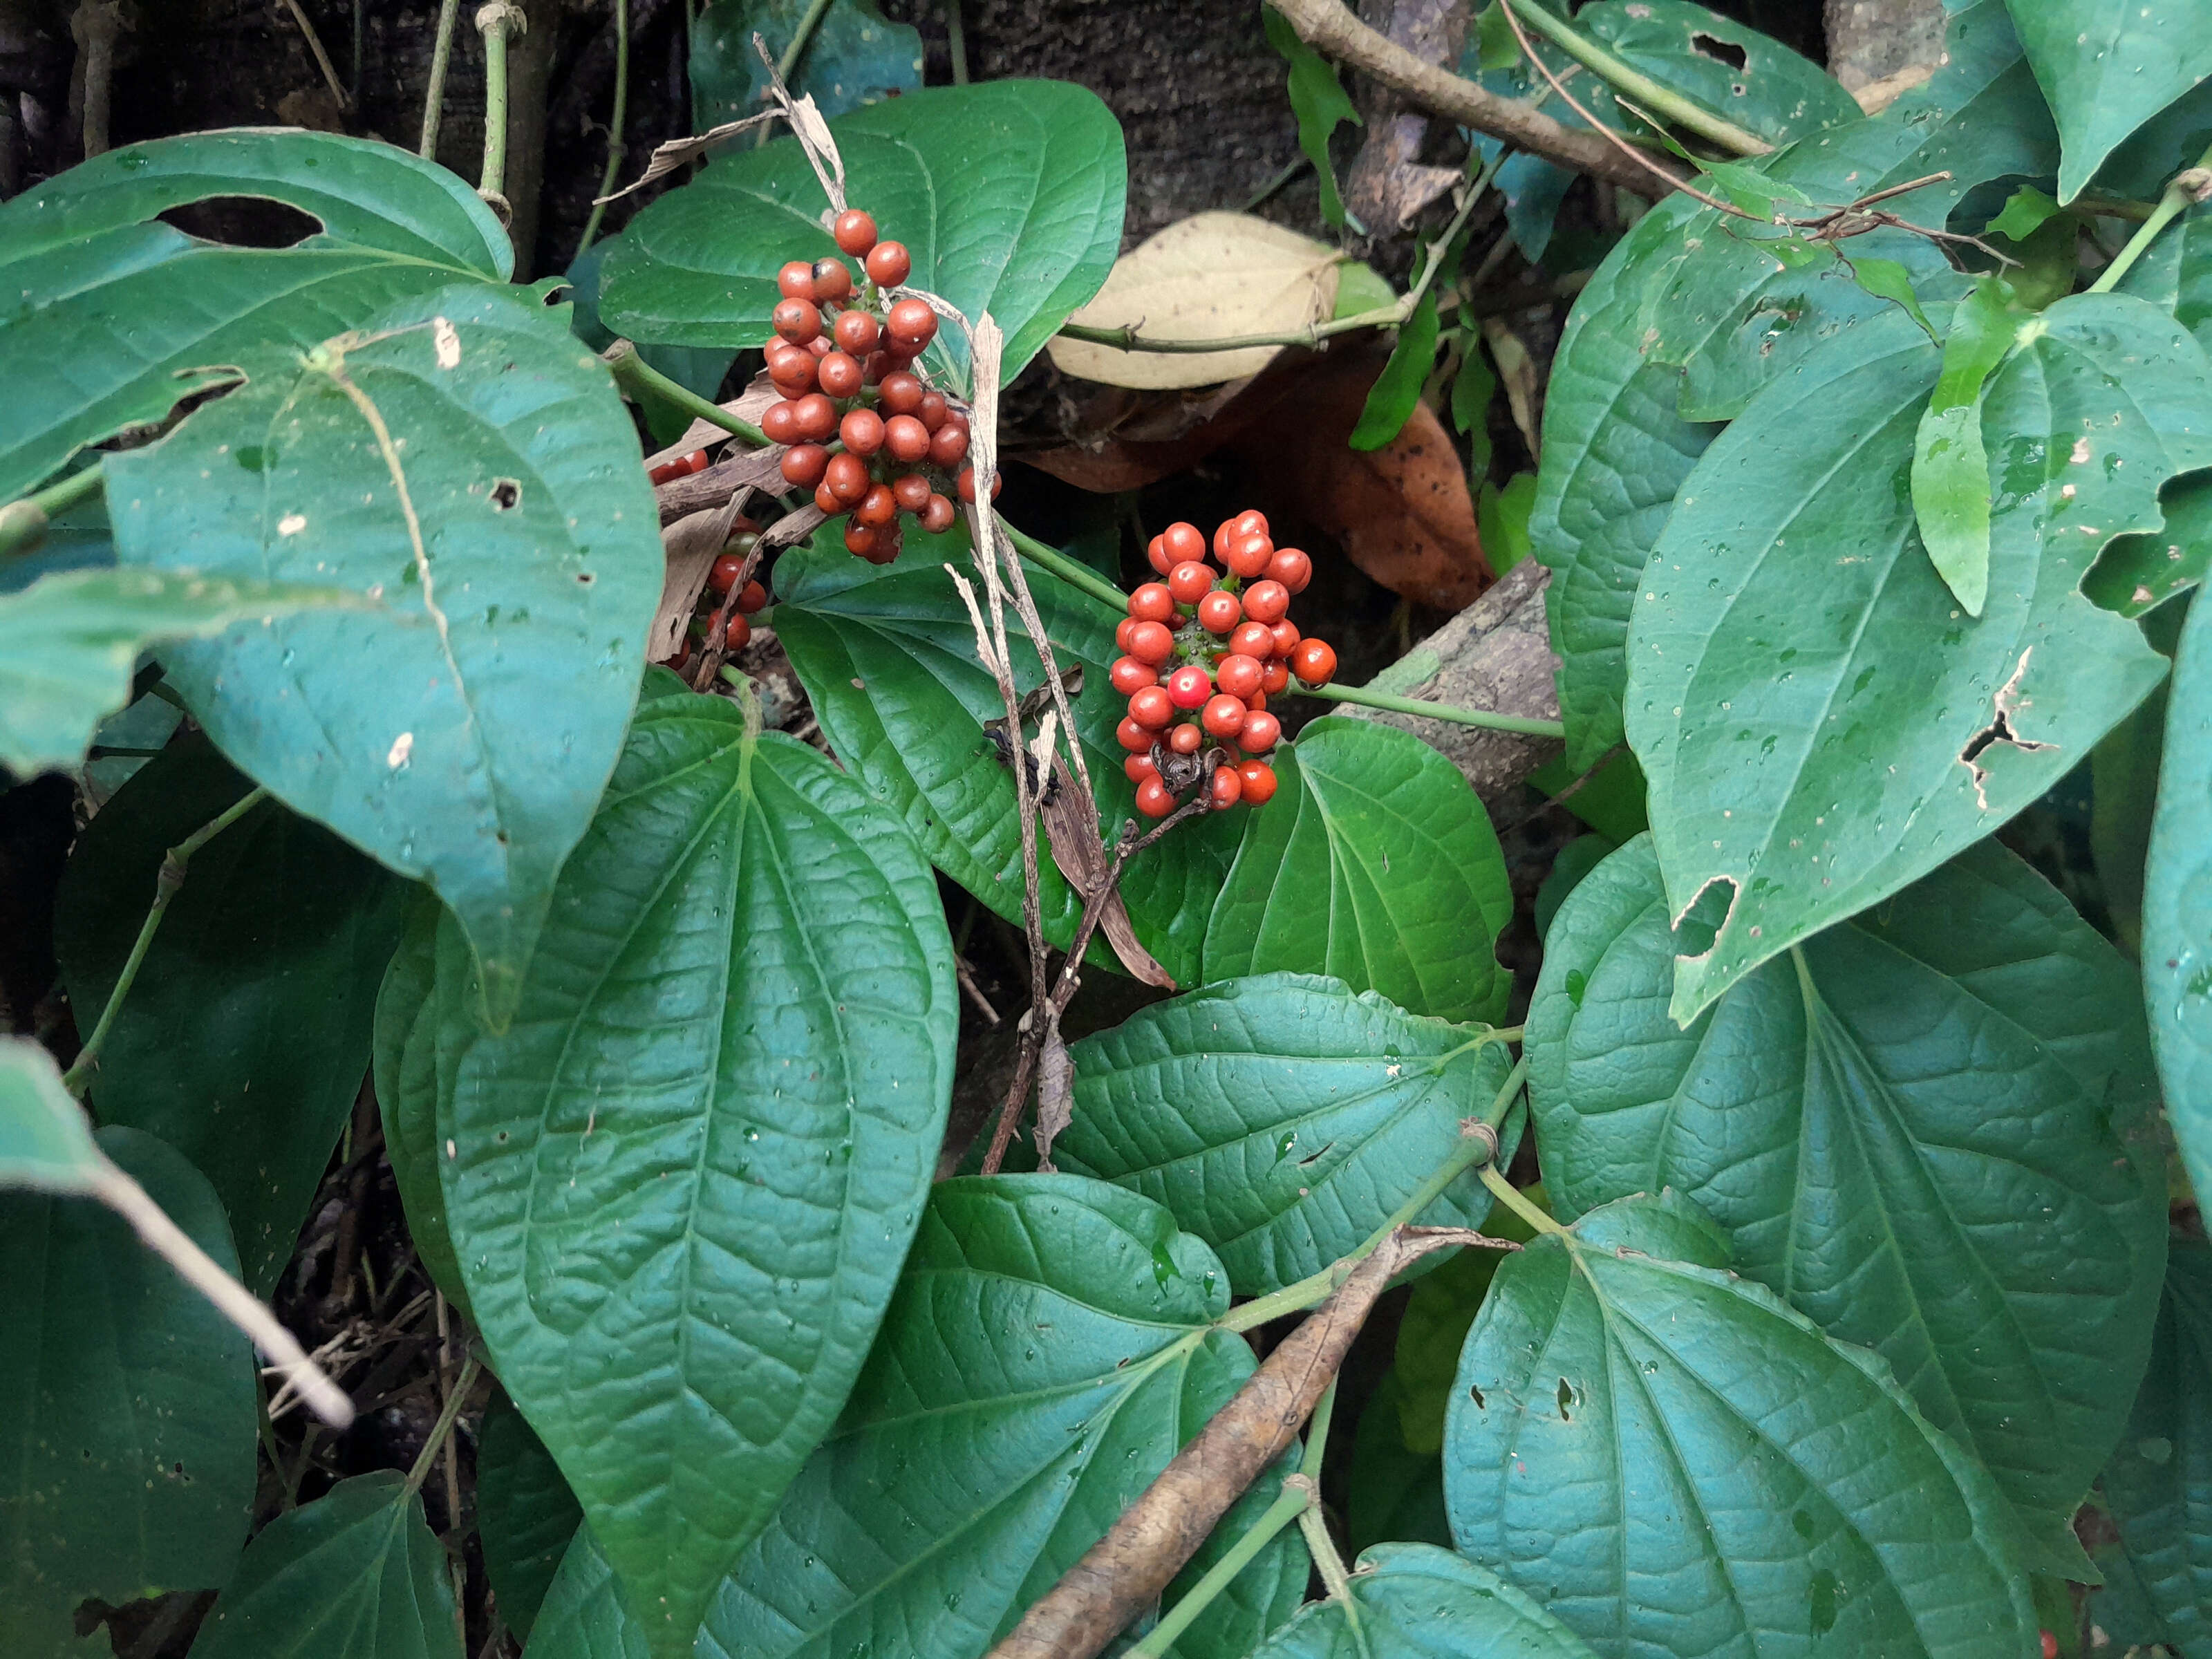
1125, 1485, 1312, 1659
403, 1355, 482, 1499
0, 461, 105, 556
1479, 1163, 1563, 1237
572, 0, 631, 261
946, 0, 969, 84
997, 516, 1131, 611
63, 787, 270, 1098
478, 5, 520, 201
778, 0, 837, 79
604, 340, 770, 445
420, 0, 462, 159
2090, 140, 2212, 294
1502, 0, 1767, 158
1284, 679, 1566, 739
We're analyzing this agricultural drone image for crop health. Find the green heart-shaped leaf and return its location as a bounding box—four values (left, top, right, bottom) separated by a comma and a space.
2004, 0, 2212, 201
1245, 1542, 1598, 1658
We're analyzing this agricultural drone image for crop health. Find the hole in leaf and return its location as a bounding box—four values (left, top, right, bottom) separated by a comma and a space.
1671, 877, 1736, 960
1556, 1378, 1574, 1421
1958, 648, 2052, 807
575, 570, 594, 584
1690, 32, 1748, 70
1295, 1141, 1335, 1170
1468, 1382, 1486, 1409
489, 478, 522, 511
156, 196, 323, 249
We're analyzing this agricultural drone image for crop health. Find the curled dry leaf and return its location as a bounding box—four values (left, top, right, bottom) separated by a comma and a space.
1039, 751, 1174, 989
650, 500, 746, 662
1044, 212, 1343, 391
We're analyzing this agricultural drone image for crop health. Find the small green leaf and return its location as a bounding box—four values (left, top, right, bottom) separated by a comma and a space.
1244, 1543, 1599, 1658
0, 1125, 258, 1659
1474, 2, 1520, 71
1263, 6, 1362, 230
1333, 261, 1396, 319
2146, 583, 2212, 1218
1055, 973, 1516, 1293
1349, 292, 1440, 451
1345, 1374, 1452, 1555
1449, 330, 1496, 442
1988, 184, 2066, 243
2004, 0, 2212, 201
189, 1472, 460, 1659
1911, 279, 2023, 613
0, 1038, 106, 1194
0, 565, 353, 779
478, 1387, 582, 1644
691, 0, 921, 126
1851, 254, 1941, 341
1477, 471, 1537, 571
1203, 718, 1514, 1024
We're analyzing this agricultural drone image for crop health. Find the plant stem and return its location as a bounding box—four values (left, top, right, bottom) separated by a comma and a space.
0, 461, 105, 556
946, 0, 968, 84
404, 1353, 482, 1499
2090, 140, 2212, 294
478, 3, 523, 203
1124, 1485, 1312, 1659
1479, 1163, 1563, 1237
603, 340, 771, 444
1501, 0, 1765, 158
778, 0, 837, 79
64, 787, 268, 1098
420, 0, 462, 158
997, 516, 1129, 611
1284, 678, 1566, 738
572, 0, 630, 260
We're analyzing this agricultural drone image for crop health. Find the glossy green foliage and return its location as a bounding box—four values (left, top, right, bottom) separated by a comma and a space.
189, 1472, 460, 1659
0, 129, 508, 501
56, 736, 407, 1291
1262, 4, 1361, 229
1204, 719, 1512, 1024
1575, 0, 1857, 141
432, 691, 955, 1658
2084, 476, 2212, 617
2089, 1245, 2212, 1653
1528, 835, 2166, 1568
0, 1039, 105, 1193
2146, 580, 2212, 1211
2005, 0, 2212, 200
1390, 1183, 1548, 1455
0, 567, 352, 778
1627, 297, 2199, 1022
691, 0, 921, 126
477, 1388, 582, 1643
369, 894, 468, 1315
0, 1128, 256, 1658
771, 522, 1241, 988
107, 283, 664, 1028
1443, 1191, 2038, 1659
601, 82, 1124, 384
2116, 198, 2212, 348
1246, 1543, 1597, 1659
1911, 279, 2022, 616
1350, 292, 1439, 451
1054, 973, 1515, 1293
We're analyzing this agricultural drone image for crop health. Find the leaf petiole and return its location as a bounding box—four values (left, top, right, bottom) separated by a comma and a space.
2089, 138, 2212, 295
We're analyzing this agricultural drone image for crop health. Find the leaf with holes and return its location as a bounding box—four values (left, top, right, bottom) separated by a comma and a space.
0, 1126, 257, 1659
1627, 296, 2200, 1024
2005, 0, 2212, 201
55, 734, 407, 1293
431, 692, 954, 1659
478, 1387, 583, 1643
771, 520, 1242, 990
2146, 579, 2212, 1219
106, 282, 664, 1029
0, 128, 509, 501
1442, 1190, 2038, 1659
601, 80, 1124, 386
1575, 0, 1859, 144
690, 0, 921, 126
1053, 973, 1516, 1294
1203, 718, 1512, 1024
1245, 1543, 1597, 1659
1527, 834, 2166, 1573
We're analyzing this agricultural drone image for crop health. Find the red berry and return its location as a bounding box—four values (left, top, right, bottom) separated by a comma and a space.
1166, 664, 1212, 710
1244, 580, 1290, 624
867, 525, 903, 565
878, 371, 924, 415
833, 209, 878, 256
1233, 509, 1270, 541
825, 451, 871, 505
1212, 518, 1235, 559
955, 467, 1001, 503
811, 258, 854, 303
891, 470, 932, 512
844, 519, 879, 557
1109, 656, 1156, 695
1125, 753, 1160, 785
648, 449, 709, 485
1267, 547, 1313, 592
709, 552, 744, 592
929, 418, 971, 469
1147, 534, 1172, 575
1169, 722, 1203, 755
778, 260, 816, 299
807, 335, 834, 359
780, 443, 829, 488
1167, 561, 1212, 605
1197, 590, 1241, 634
1214, 653, 1262, 699
792, 393, 838, 441
1163, 521, 1207, 565
817, 350, 863, 398
1210, 765, 1244, 808
1129, 685, 1175, 729
1229, 621, 1275, 661
1116, 715, 1154, 753
1269, 619, 1301, 657
1238, 710, 1281, 753
1128, 583, 1176, 623
1202, 693, 1247, 738
887, 298, 937, 347
921, 492, 957, 534
2039, 1635, 2057, 1659
884, 414, 931, 464
856, 483, 898, 527
840, 408, 886, 457
659, 639, 692, 672
834, 308, 880, 355
1262, 658, 1290, 695
1292, 638, 1337, 686
769, 352, 817, 395
1135, 776, 1175, 818
1226, 532, 1274, 579
814, 480, 842, 514
1238, 760, 1279, 804
1125, 620, 1174, 665
724, 612, 752, 652
1245, 690, 1266, 713
865, 240, 912, 288
916, 391, 950, 431
761, 400, 802, 444
772, 297, 821, 345
737, 579, 768, 613
1116, 617, 1142, 653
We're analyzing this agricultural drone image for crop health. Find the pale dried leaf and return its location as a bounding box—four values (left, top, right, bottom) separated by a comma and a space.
1039, 753, 1173, 988
594, 111, 778, 204
651, 501, 744, 659
1034, 1025, 1075, 1172
1480, 316, 1541, 465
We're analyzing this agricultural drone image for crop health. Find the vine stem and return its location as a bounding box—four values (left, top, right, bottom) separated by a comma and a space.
1284, 679, 1566, 738
0, 461, 105, 556
997, 516, 1128, 610
1501, 0, 1766, 158
477, 3, 525, 205
2089, 140, 2212, 294
603, 340, 771, 444
778, 0, 836, 79
1479, 1163, 1563, 1237
420, 0, 462, 159
64, 786, 269, 1098
572, 0, 630, 261
946, 0, 969, 85
404, 1353, 482, 1499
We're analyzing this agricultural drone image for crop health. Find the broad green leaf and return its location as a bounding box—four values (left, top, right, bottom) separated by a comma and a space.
55, 735, 406, 1293
189, 1471, 460, 1659
2147, 581, 2212, 1213
479, 1387, 582, 1644
1574, 0, 1859, 144
1053, 973, 1517, 1293
1246, 1543, 1597, 1659
1627, 295, 2201, 1023
1391, 1182, 1548, 1455
1, 1126, 256, 1659
1350, 292, 1440, 451
0, 565, 353, 779
0, 129, 508, 501
1442, 1190, 2038, 1659
370, 892, 469, 1315
2005, 0, 2212, 201
1911, 278, 2023, 615
108, 283, 664, 1029
2087, 1245, 2212, 1652
771, 521, 1242, 989
433, 694, 955, 1659
2084, 471, 2212, 616
1203, 718, 1512, 1024
691, 0, 921, 126
1528, 834, 2166, 1569
2091, 678, 2167, 955
528, 1528, 648, 1659
601, 82, 1125, 385
0, 1038, 105, 1194
525, 1176, 1296, 1659
1262, 5, 1362, 230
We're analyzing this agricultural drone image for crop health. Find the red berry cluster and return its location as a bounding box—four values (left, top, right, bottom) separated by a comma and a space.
758, 209, 993, 565
648, 447, 713, 487
659, 531, 769, 672
1112, 510, 1338, 818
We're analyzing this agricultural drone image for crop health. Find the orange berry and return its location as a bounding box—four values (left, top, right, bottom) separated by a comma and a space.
833, 209, 878, 256
1267, 547, 1313, 592
834, 308, 880, 355
1169, 722, 1203, 755
879, 371, 924, 414
811, 258, 854, 303
1292, 638, 1337, 686
839, 408, 886, 457
1214, 653, 1262, 699
884, 414, 931, 464
1163, 521, 1207, 565
1238, 710, 1281, 752
817, 350, 863, 397
1125, 753, 1160, 785
1262, 658, 1289, 694
865, 240, 912, 287
771, 297, 821, 344
1109, 656, 1156, 695
1147, 534, 1172, 575
1243, 580, 1290, 624
921, 492, 957, 534
1128, 583, 1177, 623
1125, 620, 1175, 665
887, 298, 938, 347
1210, 765, 1243, 808
1167, 561, 1212, 605
778, 261, 816, 299
1130, 685, 1176, 729
891, 469, 932, 512
1226, 533, 1274, 579
1136, 776, 1176, 818
856, 484, 898, 527
1238, 760, 1278, 803
781, 443, 829, 488
1197, 590, 1241, 634
824, 451, 870, 505
1202, 694, 1247, 739
1116, 715, 1154, 753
